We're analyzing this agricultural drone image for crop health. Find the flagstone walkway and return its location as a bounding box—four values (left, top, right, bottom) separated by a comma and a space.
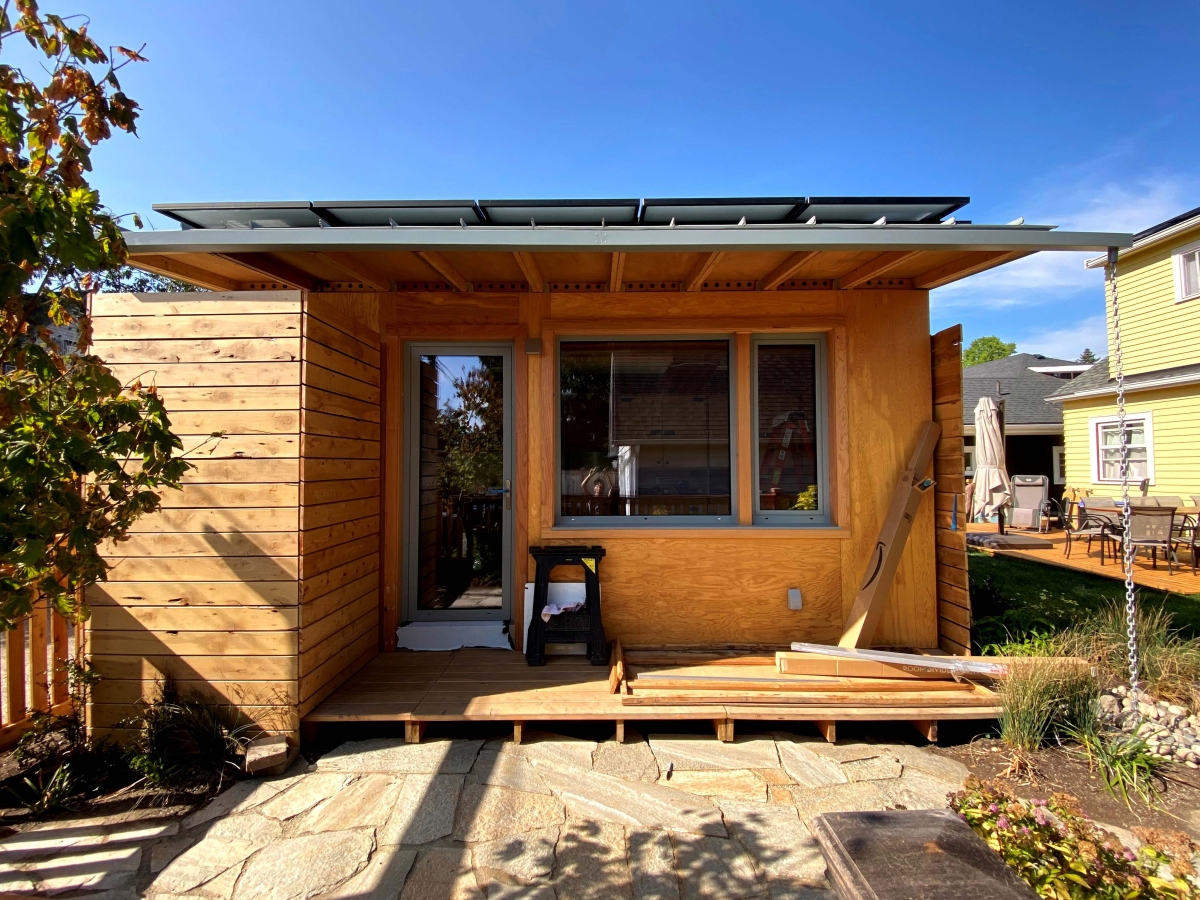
0, 731, 970, 899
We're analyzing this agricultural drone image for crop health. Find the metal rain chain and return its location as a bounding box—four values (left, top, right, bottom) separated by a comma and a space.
1107, 247, 1140, 700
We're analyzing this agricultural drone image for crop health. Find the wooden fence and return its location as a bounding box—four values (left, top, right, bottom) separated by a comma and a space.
0, 601, 78, 750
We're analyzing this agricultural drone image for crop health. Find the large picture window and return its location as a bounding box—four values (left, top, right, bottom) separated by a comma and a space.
559, 340, 732, 523
753, 337, 827, 524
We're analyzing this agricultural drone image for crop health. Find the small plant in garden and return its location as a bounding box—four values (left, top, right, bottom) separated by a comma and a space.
1065, 714, 1164, 807
124, 677, 254, 793
5, 659, 131, 813
950, 778, 1197, 899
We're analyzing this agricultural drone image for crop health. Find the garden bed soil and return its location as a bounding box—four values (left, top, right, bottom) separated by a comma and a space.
936, 733, 1200, 838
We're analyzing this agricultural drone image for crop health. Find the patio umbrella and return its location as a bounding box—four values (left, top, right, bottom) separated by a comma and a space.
972, 396, 1011, 525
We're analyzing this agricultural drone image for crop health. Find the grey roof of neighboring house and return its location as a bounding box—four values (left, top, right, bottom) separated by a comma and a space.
1048, 357, 1200, 401
962, 353, 1075, 426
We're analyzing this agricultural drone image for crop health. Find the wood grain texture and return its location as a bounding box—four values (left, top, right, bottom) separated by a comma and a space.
298, 294, 382, 708
89, 291, 304, 739
931, 325, 970, 655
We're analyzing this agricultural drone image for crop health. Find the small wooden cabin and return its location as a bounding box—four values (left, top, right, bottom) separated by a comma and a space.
85, 197, 1128, 742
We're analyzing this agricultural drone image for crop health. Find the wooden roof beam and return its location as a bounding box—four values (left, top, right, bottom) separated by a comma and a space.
512, 252, 545, 293
684, 251, 725, 292
837, 251, 921, 290
757, 251, 819, 291
129, 254, 239, 291
216, 252, 321, 291
415, 250, 471, 292
912, 250, 1028, 290
609, 252, 626, 292
311, 252, 390, 291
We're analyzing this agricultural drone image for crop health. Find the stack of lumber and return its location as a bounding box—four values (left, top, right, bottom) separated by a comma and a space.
620, 663, 1000, 709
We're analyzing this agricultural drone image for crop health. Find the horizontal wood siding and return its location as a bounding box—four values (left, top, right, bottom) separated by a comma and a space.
88, 292, 303, 739
298, 295, 382, 717
1106, 221, 1200, 377
1062, 384, 1200, 497
930, 325, 970, 655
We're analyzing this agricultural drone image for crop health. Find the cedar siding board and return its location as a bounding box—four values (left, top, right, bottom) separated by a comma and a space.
298, 295, 382, 718
87, 291, 304, 739
931, 325, 970, 655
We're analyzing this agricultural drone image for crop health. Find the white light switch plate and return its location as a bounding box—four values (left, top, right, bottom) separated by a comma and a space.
788, 587, 803, 610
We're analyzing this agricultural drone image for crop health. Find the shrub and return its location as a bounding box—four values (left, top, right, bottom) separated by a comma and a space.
124, 678, 254, 793
950, 778, 1197, 898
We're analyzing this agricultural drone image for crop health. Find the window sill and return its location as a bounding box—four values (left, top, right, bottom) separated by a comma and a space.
543, 525, 851, 540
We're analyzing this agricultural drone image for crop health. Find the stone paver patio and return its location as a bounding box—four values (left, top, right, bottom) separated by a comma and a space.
0, 730, 969, 899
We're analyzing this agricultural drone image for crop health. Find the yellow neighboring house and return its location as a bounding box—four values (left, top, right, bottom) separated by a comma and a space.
1050, 204, 1200, 498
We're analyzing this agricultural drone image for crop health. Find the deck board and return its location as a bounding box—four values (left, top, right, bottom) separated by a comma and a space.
304, 648, 1001, 727
966, 523, 1200, 594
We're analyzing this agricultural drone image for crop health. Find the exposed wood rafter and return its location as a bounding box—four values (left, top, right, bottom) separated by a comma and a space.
216, 253, 321, 291
512, 252, 545, 293
311, 252, 390, 291
837, 251, 921, 290
609, 252, 627, 292
415, 251, 471, 292
683, 252, 725, 292
912, 251, 1027, 290
128, 254, 239, 292
757, 251, 819, 291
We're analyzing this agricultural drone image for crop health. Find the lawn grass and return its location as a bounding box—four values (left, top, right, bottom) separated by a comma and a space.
968, 549, 1200, 650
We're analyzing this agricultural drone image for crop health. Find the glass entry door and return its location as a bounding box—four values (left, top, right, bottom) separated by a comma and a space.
404, 344, 513, 621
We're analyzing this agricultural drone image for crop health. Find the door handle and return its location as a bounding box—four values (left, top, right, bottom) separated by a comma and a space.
487, 481, 513, 510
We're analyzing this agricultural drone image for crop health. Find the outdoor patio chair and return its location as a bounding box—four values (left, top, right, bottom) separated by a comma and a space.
1058, 497, 1120, 565
1170, 506, 1199, 575
1192, 495, 1200, 508
1126, 506, 1180, 575
1009, 475, 1051, 532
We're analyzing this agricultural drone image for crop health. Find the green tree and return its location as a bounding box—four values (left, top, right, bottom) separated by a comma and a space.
963, 335, 1017, 367
0, 4, 193, 627
1078, 348, 1098, 364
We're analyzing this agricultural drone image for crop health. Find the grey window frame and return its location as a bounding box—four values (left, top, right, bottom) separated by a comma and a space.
751, 334, 830, 526
555, 334, 738, 528
402, 341, 515, 623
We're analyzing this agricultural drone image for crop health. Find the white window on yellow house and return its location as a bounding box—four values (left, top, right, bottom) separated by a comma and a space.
1175, 241, 1200, 303
1089, 413, 1154, 485
1052, 445, 1066, 485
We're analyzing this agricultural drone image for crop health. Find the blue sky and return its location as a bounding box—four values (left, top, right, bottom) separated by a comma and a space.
66, 1, 1200, 360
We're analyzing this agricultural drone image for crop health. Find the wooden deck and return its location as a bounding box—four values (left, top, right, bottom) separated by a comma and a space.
966, 523, 1200, 595
304, 648, 1002, 742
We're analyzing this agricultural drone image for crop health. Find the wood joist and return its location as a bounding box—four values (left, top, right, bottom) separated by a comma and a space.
132, 247, 1033, 294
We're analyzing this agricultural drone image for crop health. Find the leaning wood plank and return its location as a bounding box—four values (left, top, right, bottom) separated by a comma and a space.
839, 421, 941, 649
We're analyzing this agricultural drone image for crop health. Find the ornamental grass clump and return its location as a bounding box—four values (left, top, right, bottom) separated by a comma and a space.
950, 778, 1197, 899
997, 657, 1099, 772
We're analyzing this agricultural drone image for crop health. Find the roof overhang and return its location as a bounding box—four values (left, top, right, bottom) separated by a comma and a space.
123, 196, 1132, 294
127, 223, 1126, 256
1048, 368, 1200, 402
1086, 209, 1200, 268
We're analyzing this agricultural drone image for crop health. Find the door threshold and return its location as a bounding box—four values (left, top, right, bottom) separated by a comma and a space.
396, 621, 512, 651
